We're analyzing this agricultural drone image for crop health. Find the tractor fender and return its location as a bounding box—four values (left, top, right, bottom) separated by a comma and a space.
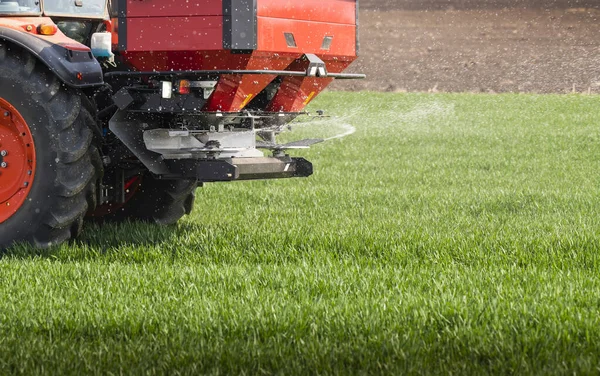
0, 26, 104, 88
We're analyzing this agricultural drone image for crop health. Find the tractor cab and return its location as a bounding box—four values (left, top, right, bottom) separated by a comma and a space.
43, 0, 108, 43
43, 0, 107, 18
0, 0, 106, 17
0, 0, 107, 43
0, 0, 39, 14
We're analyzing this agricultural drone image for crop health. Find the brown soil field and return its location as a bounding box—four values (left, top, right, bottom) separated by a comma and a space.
360, 0, 599, 11
330, 6, 600, 93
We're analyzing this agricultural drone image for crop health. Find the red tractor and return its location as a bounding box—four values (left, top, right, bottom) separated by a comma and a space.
0, 0, 362, 248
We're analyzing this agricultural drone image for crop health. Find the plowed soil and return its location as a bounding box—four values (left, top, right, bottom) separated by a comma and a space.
330, 5, 600, 93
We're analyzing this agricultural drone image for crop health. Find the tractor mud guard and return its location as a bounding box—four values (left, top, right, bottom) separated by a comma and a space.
0, 27, 104, 88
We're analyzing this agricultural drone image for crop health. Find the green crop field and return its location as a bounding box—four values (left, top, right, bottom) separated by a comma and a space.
3, 92, 600, 374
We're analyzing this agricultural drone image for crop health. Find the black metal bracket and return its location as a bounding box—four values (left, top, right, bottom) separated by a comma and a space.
104, 56, 366, 81
108, 110, 171, 176
105, 69, 365, 80
163, 157, 313, 182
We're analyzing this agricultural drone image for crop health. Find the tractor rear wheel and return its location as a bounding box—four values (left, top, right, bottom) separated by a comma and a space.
95, 175, 197, 225
122, 176, 197, 225
0, 46, 101, 249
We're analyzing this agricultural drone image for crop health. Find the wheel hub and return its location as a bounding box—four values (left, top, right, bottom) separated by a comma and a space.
0, 98, 36, 224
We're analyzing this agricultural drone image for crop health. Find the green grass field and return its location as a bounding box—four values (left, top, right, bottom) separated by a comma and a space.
4, 92, 600, 374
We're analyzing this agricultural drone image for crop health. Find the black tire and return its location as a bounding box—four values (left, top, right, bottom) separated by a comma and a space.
102, 175, 197, 225
0, 44, 102, 249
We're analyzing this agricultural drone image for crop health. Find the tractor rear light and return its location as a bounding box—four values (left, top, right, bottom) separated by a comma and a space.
103, 20, 113, 33
178, 80, 191, 95
38, 24, 58, 36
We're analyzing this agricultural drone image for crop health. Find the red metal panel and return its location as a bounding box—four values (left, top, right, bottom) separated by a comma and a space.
204, 52, 298, 112
205, 74, 278, 112
118, 50, 226, 72
123, 16, 222, 52
125, 0, 223, 17
258, 0, 356, 25
267, 60, 352, 112
119, 49, 279, 76
257, 17, 356, 56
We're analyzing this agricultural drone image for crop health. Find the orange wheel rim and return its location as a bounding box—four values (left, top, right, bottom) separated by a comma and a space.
0, 98, 36, 223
